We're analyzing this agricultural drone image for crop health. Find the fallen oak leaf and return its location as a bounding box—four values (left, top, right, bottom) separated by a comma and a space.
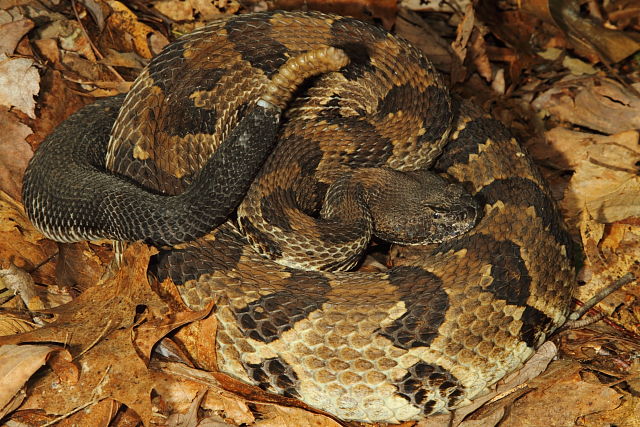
21, 327, 165, 425
0, 54, 39, 119
0, 242, 166, 353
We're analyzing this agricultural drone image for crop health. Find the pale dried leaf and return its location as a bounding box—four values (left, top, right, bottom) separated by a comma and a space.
165, 389, 206, 427
0, 388, 25, 420
0, 19, 34, 55
401, 0, 471, 12
532, 77, 640, 134
581, 389, 640, 427
0, 344, 67, 410
0, 264, 42, 310
100, 49, 147, 69
158, 362, 255, 425
451, 4, 474, 63
0, 316, 35, 336
154, 0, 194, 21
0, 109, 32, 198
0, 54, 39, 119
533, 128, 639, 170
79, 0, 107, 30
562, 130, 640, 223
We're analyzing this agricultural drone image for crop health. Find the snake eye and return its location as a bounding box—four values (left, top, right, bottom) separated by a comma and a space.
432, 212, 441, 219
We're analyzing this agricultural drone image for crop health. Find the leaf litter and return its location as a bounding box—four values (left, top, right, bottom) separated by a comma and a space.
0, 0, 639, 425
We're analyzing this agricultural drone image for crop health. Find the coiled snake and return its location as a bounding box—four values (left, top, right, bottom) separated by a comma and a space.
22, 11, 576, 423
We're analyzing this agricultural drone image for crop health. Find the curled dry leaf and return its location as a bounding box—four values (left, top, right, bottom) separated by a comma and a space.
0, 344, 73, 414
0, 18, 34, 55
157, 361, 255, 425
532, 77, 640, 134
106, 0, 155, 58
0, 54, 39, 119
528, 0, 640, 63
395, 9, 453, 72
0, 263, 42, 311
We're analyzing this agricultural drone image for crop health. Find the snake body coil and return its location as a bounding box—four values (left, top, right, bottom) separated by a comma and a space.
23, 11, 576, 423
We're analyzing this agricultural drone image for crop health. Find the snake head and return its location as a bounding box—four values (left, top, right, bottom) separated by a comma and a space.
367, 169, 479, 245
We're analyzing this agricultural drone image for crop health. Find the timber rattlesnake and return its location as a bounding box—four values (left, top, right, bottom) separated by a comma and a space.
22, 11, 576, 423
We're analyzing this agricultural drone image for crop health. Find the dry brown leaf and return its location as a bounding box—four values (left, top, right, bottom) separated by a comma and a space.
79, 0, 109, 31
581, 389, 640, 427
402, 0, 471, 12
0, 344, 72, 413
135, 307, 211, 362
106, 0, 155, 59
0, 54, 39, 119
0, 191, 58, 286
273, 0, 397, 29
0, 109, 32, 199
450, 3, 475, 83
0, 242, 164, 351
530, 127, 637, 171
395, 8, 453, 72
561, 129, 640, 224
172, 305, 218, 371
0, 18, 34, 55
532, 77, 640, 134
546, 0, 640, 63
575, 215, 640, 319
253, 404, 342, 427
150, 361, 258, 425
501, 360, 622, 425
153, 0, 195, 21
56, 399, 120, 427
33, 38, 61, 66
0, 316, 34, 336
100, 49, 147, 69
470, 30, 492, 83
22, 327, 163, 425
53, 241, 115, 294
190, 0, 237, 20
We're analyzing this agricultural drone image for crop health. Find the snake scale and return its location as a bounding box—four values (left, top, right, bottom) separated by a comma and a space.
22, 11, 577, 423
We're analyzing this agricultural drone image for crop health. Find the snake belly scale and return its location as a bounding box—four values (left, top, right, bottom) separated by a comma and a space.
22, 11, 576, 423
